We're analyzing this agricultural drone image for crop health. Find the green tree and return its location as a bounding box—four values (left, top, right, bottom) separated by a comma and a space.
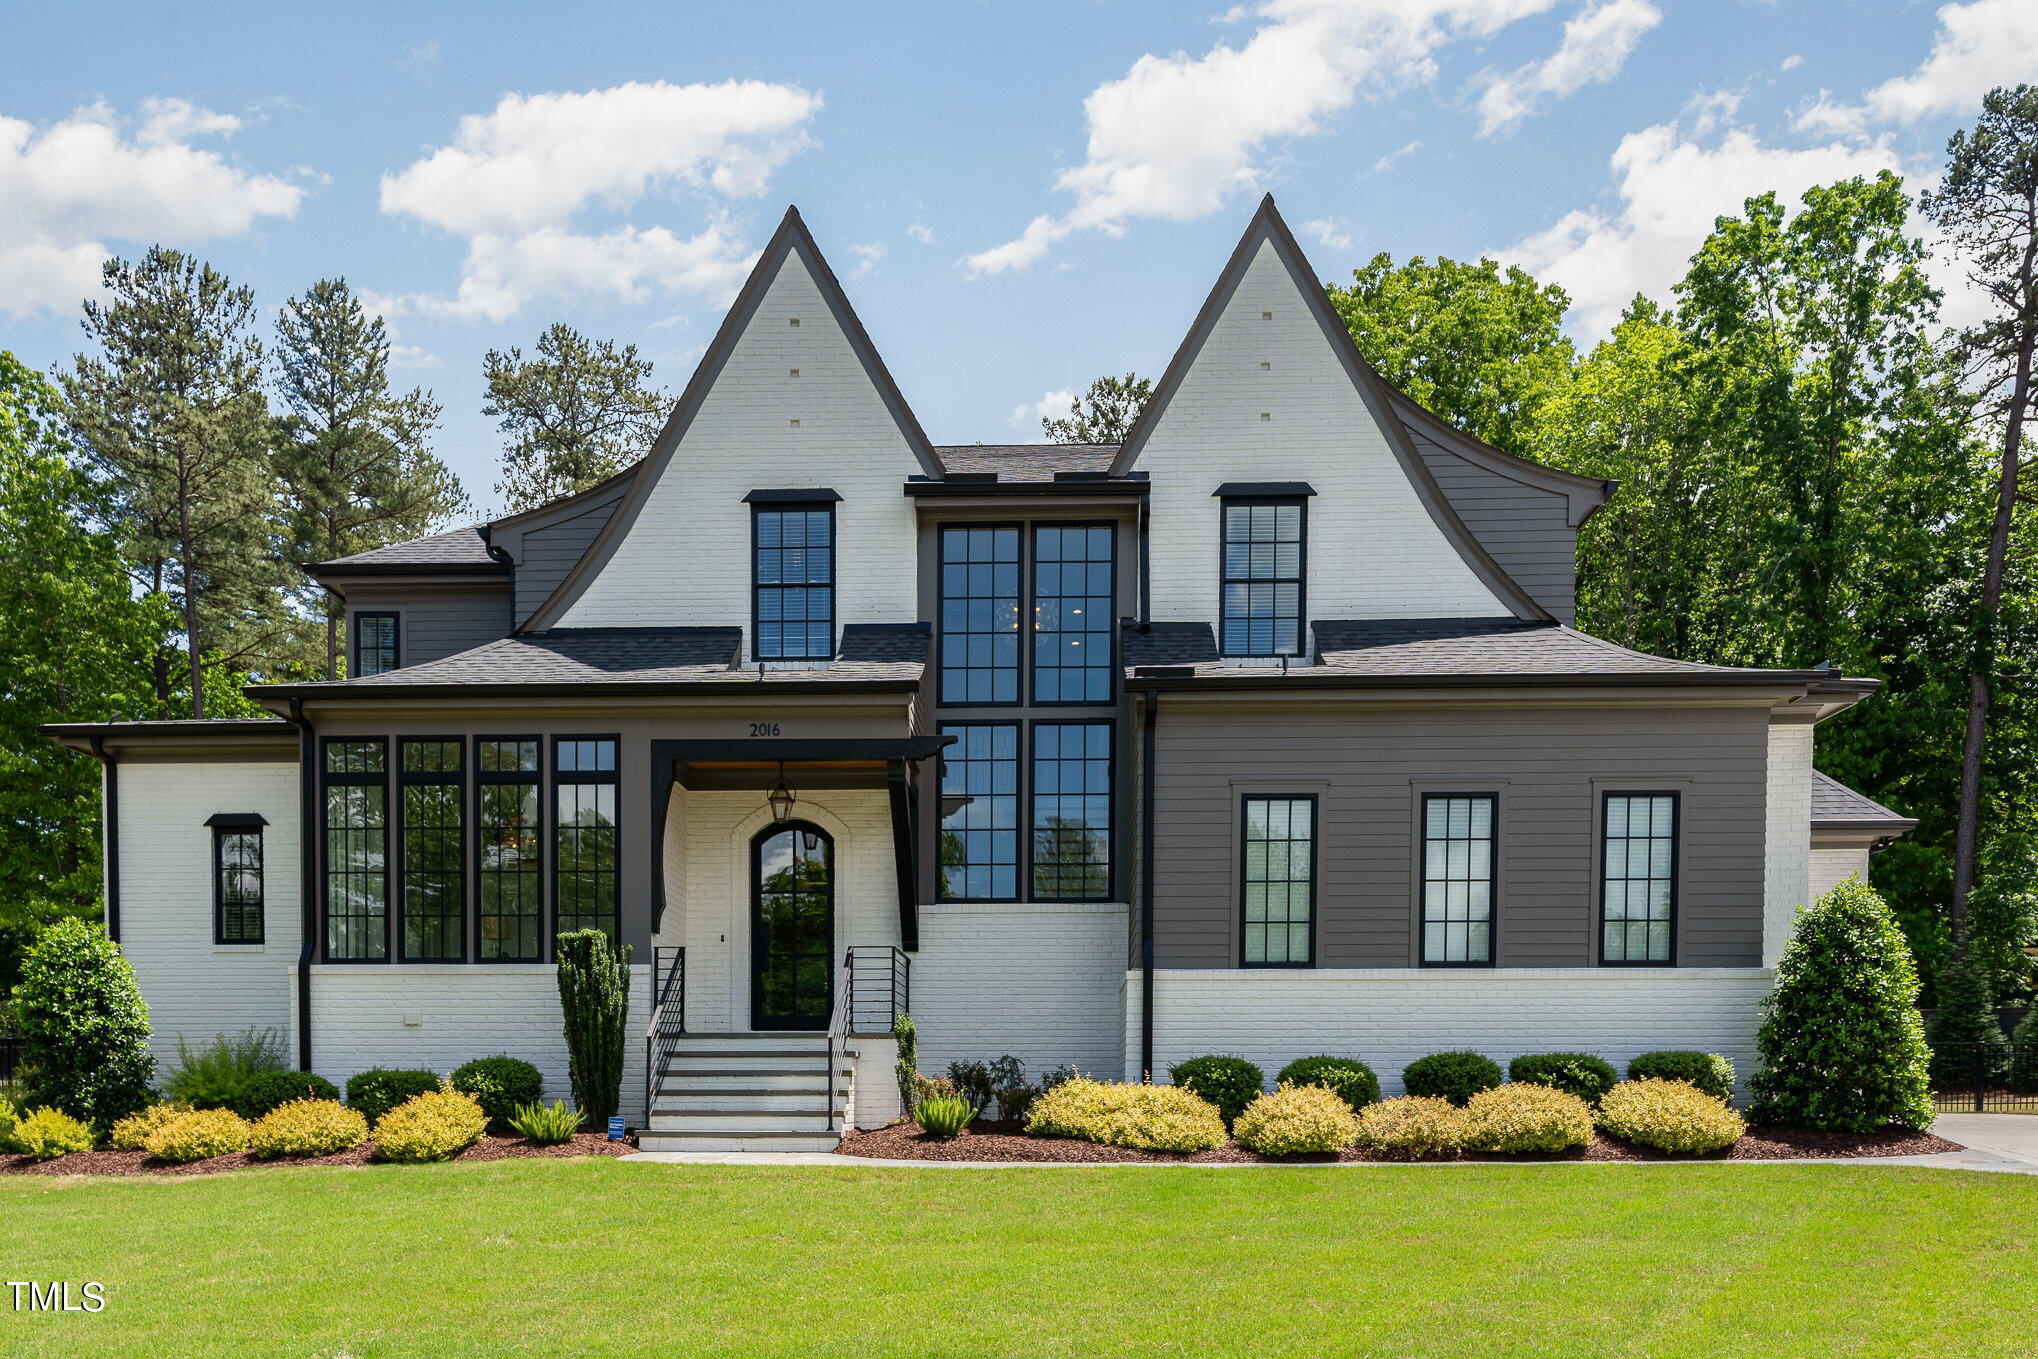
273, 279, 470, 677
1328, 252, 1574, 455
485, 324, 667, 512
1042, 373, 1152, 444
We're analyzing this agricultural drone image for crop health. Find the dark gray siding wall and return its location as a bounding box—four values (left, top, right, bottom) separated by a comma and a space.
1150, 702, 1769, 969
513, 487, 627, 626
346, 585, 514, 668
1410, 431, 1578, 624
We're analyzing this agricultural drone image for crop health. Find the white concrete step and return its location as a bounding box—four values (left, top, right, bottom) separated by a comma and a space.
661, 1053, 846, 1076
662, 1071, 834, 1094
636, 1129, 841, 1154
655, 1091, 834, 1114
648, 1111, 836, 1134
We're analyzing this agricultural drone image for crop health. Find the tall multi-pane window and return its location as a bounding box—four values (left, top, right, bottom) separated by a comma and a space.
324, 739, 388, 961
937, 723, 1019, 900
1033, 524, 1115, 703
477, 738, 543, 962
754, 505, 835, 660
1031, 723, 1111, 899
399, 739, 464, 962
939, 526, 1020, 703
1220, 500, 1305, 657
555, 737, 620, 939
1242, 796, 1314, 966
212, 824, 264, 945
1421, 794, 1495, 965
354, 613, 399, 677
1601, 792, 1677, 964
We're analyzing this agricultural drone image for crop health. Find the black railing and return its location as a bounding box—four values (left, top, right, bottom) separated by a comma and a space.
845, 945, 911, 1035
1929, 1040, 2038, 1113
642, 946, 686, 1122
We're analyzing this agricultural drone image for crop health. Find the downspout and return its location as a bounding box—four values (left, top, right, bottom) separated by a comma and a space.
87, 736, 120, 942
1140, 688, 1158, 1080
285, 698, 316, 1074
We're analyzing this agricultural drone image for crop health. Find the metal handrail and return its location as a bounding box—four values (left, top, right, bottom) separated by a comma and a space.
642, 946, 686, 1123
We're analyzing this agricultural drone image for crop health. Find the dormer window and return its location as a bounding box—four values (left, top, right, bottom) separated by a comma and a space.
750, 493, 838, 661
354, 613, 399, 677
1218, 489, 1308, 657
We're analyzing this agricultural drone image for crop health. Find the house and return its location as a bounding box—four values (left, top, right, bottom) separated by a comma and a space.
43, 196, 1913, 1150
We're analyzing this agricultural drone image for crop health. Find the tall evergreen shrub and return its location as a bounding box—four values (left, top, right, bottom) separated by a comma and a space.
1925, 954, 2010, 1087
556, 930, 632, 1123
13, 918, 155, 1125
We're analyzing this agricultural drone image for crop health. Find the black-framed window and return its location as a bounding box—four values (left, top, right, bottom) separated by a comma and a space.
1031, 722, 1111, 900
754, 505, 834, 661
399, 739, 464, 963
1033, 524, 1115, 704
937, 722, 1020, 900
477, 738, 544, 962
213, 826, 264, 945
354, 613, 399, 677
324, 739, 388, 961
555, 737, 619, 940
939, 525, 1021, 704
1421, 794, 1495, 965
1602, 792, 1677, 964
1242, 795, 1314, 966
1221, 500, 1305, 657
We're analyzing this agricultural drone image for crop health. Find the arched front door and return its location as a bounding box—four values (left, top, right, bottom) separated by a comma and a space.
751, 822, 834, 1030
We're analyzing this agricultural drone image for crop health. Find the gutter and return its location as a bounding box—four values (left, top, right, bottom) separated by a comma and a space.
242, 677, 925, 703
285, 698, 317, 1073
86, 736, 120, 943
1140, 689, 1158, 1081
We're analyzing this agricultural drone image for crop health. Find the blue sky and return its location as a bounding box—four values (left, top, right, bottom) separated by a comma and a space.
4, 1, 2030, 517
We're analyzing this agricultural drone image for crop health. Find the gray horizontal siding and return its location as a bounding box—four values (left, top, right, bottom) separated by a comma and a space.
1411, 431, 1578, 624
514, 487, 627, 627
1150, 704, 1768, 970
347, 588, 513, 668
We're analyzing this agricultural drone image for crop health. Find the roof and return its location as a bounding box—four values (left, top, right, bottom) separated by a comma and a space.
1810, 771, 1917, 832
934, 444, 1119, 482
307, 526, 504, 575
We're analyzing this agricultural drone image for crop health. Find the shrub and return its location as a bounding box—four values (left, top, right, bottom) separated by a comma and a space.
1751, 878, 1934, 1132
1402, 1051, 1503, 1106
145, 1107, 251, 1163
1026, 1078, 1228, 1152
1598, 1079, 1745, 1155
162, 1028, 288, 1112
0, 1100, 15, 1151
11, 1106, 95, 1160
2010, 1009, 2038, 1096
946, 1060, 994, 1113
451, 1056, 544, 1134
1627, 1051, 1736, 1103
1466, 1083, 1594, 1155
1167, 1055, 1265, 1129
915, 1094, 976, 1138
1355, 1097, 1471, 1159
508, 1100, 582, 1145
1507, 1052, 1618, 1105
1275, 1056, 1380, 1113
248, 1100, 369, 1158
1924, 954, 2010, 1088
1234, 1083, 1360, 1156
373, 1082, 487, 1163
106, 1102, 184, 1151
893, 1012, 918, 1113
13, 919, 155, 1125
345, 1069, 441, 1128
988, 1055, 1041, 1123
230, 1070, 340, 1122
556, 929, 631, 1125
911, 1073, 959, 1106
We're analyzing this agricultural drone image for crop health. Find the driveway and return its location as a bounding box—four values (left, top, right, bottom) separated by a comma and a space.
1930, 1113, 2038, 1172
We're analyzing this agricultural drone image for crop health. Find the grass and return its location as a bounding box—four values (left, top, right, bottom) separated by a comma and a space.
2, 1160, 2034, 1357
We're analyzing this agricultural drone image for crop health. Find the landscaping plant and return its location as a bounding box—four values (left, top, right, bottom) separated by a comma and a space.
248, 1100, 369, 1158
1275, 1056, 1379, 1113
1598, 1079, 1745, 1155
145, 1107, 252, 1163
1627, 1051, 1736, 1102
892, 1011, 917, 1113
557, 929, 632, 1124
915, 1094, 976, 1138
1402, 1051, 1503, 1106
1167, 1055, 1265, 1129
452, 1055, 544, 1134
373, 1082, 488, 1163
1026, 1077, 1228, 1152
1355, 1096, 1471, 1159
345, 1068, 441, 1128
912, 1073, 959, 1106
1233, 1082, 1360, 1156
229, 1070, 340, 1122
12, 918, 155, 1125
162, 1028, 288, 1111
106, 1102, 184, 1150
1466, 1083, 1593, 1155
508, 1100, 583, 1145
11, 1106, 95, 1160
1751, 878, 1934, 1132
946, 1059, 995, 1113
1507, 1052, 1618, 1104
2009, 1009, 2038, 1095
1923, 953, 2010, 1088
0, 1100, 15, 1150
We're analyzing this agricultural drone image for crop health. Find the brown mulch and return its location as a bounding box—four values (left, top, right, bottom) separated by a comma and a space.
0, 1132, 636, 1178
834, 1119, 1963, 1165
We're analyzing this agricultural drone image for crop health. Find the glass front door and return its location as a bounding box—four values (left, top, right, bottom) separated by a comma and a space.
751, 823, 834, 1030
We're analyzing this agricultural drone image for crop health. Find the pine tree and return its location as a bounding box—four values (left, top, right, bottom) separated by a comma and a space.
1041, 373, 1152, 444
1925, 953, 2010, 1088
484, 324, 666, 512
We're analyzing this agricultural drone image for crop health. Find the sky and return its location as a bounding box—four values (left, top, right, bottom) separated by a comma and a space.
4, 0, 2034, 519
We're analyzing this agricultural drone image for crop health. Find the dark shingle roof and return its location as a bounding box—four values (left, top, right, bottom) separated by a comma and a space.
309, 526, 502, 573
935, 444, 1118, 482
1810, 771, 1916, 830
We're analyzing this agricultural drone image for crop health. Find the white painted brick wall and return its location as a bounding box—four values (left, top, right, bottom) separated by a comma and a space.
849, 1034, 901, 1128
115, 760, 300, 1072
1135, 239, 1508, 625
1125, 968, 1773, 1102
1764, 722, 1814, 965
1810, 845, 1869, 901
559, 242, 922, 646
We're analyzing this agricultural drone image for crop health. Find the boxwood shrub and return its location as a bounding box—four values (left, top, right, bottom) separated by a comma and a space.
1167, 1055, 1264, 1129
452, 1056, 544, 1134
230, 1070, 340, 1122
1627, 1051, 1735, 1103
1507, 1052, 1619, 1104
346, 1068, 442, 1128
1402, 1051, 1503, 1106
1275, 1056, 1379, 1113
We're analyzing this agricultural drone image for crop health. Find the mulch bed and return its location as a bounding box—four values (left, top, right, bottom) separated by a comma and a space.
0, 1132, 636, 1178
834, 1119, 1962, 1165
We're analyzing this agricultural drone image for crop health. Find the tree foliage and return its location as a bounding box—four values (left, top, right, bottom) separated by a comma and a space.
485, 324, 667, 511
1041, 373, 1152, 444
14, 918, 156, 1126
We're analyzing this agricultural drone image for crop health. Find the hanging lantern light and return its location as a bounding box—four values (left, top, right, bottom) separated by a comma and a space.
767, 762, 796, 823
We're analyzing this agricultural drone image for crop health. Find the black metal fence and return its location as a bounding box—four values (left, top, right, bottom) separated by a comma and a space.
1929, 1039, 2038, 1112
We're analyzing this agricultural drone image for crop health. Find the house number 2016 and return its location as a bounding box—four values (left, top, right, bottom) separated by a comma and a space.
749, 722, 780, 737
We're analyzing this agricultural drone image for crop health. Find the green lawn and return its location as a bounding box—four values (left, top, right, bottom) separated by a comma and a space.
2, 1160, 2032, 1358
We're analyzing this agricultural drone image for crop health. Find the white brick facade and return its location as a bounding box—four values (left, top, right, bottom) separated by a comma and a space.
1764, 721, 1815, 965
1810, 845, 1869, 901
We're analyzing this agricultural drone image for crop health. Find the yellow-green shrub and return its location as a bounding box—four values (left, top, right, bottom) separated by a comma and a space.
249, 1099, 369, 1158
1597, 1078, 1745, 1155
106, 1102, 185, 1151
144, 1107, 250, 1162
372, 1081, 487, 1163
11, 1106, 95, 1160
1234, 1082, 1360, 1156
1355, 1096, 1471, 1159
1025, 1077, 1227, 1152
1466, 1082, 1594, 1155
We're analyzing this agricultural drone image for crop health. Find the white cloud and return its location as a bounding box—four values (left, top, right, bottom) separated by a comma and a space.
387, 343, 440, 370
1475, 0, 1661, 137
0, 100, 304, 316
1302, 217, 1353, 249
1779, 54, 1805, 72
1795, 0, 2038, 136
966, 0, 1568, 274
907, 221, 934, 244
1011, 387, 1078, 432
850, 241, 887, 278
379, 79, 820, 319
1372, 138, 1423, 172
